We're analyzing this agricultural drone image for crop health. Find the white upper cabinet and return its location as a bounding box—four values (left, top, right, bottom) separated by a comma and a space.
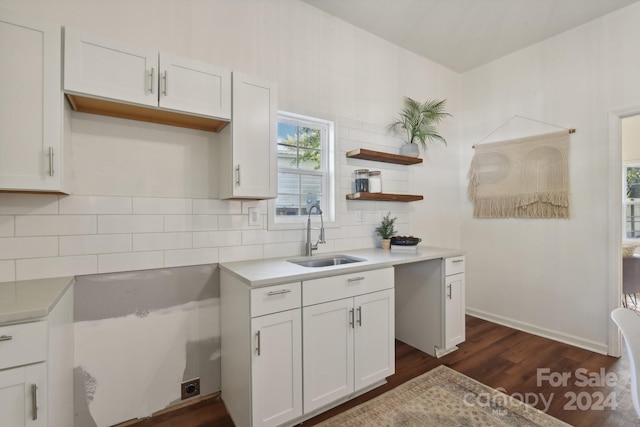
218, 72, 277, 199
63, 27, 231, 128
158, 53, 231, 119
63, 27, 158, 107
0, 9, 64, 193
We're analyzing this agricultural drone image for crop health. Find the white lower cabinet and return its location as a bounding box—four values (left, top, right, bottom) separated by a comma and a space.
395, 256, 466, 358
221, 267, 394, 427
303, 288, 394, 413
302, 268, 395, 414
0, 280, 74, 427
0, 362, 46, 427
251, 309, 302, 427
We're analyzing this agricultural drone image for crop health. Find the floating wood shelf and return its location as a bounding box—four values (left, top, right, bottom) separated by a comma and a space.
346, 193, 423, 202
346, 149, 423, 165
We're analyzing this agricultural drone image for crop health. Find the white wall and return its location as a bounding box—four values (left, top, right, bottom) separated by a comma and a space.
460, 1, 640, 354
0, 0, 461, 283
0, 1, 461, 425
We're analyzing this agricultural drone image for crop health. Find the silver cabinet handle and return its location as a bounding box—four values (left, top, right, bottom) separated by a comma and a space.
452, 259, 464, 263
349, 308, 354, 328
255, 330, 261, 356
48, 147, 54, 177
0, 335, 12, 341
347, 276, 365, 283
149, 67, 155, 94
31, 384, 38, 420
235, 165, 241, 186
162, 70, 168, 96
267, 289, 291, 296
447, 284, 452, 299
357, 306, 362, 326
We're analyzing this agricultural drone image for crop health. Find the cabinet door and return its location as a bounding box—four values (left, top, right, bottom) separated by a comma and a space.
354, 289, 395, 391
251, 309, 302, 427
229, 72, 277, 199
303, 298, 354, 413
445, 272, 465, 349
0, 363, 47, 427
158, 53, 231, 119
0, 9, 62, 191
64, 26, 158, 107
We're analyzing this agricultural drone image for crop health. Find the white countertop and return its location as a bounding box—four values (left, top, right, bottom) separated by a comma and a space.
0, 276, 75, 324
219, 246, 464, 287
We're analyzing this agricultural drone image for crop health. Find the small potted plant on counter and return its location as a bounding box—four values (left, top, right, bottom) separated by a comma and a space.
388, 97, 450, 157
375, 212, 397, 249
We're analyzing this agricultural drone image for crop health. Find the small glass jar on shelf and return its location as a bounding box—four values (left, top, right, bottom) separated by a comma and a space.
354, 169, 369, 192
368, 170, 382, 193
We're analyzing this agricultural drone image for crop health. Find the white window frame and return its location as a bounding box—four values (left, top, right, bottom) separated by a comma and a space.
268, 111, 336, 230
624, 162, 640, 242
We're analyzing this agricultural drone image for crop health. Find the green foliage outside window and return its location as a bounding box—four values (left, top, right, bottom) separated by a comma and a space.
627, 167, 640, 198
281, 127, 321, 170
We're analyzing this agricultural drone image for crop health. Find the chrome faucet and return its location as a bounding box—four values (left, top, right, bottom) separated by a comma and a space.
305, 203, 326, 256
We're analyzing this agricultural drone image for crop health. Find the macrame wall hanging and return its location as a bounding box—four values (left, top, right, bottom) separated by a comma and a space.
467, 116, 575, 219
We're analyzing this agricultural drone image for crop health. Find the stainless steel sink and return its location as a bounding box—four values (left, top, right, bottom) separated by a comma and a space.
287, 254, 365, 268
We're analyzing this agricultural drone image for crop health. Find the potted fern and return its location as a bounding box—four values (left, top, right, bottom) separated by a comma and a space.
388, 97, 451, 157
375, 212, 397, 249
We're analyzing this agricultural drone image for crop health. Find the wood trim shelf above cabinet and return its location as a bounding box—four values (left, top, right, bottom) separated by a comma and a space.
66, 94, 230, 133
346, 149, 423, 165
346, 193, 423, 202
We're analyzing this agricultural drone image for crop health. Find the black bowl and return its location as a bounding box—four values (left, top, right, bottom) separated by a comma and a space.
390, 236, 422, 246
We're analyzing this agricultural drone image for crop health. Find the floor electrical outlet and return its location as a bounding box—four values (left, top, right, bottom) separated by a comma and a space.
181, 378, 200, 400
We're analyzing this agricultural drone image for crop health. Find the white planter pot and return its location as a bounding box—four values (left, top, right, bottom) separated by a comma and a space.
399, 144, 420, 157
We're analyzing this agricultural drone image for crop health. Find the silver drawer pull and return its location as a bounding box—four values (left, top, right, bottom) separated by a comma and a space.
31, 384, 38, 420
267, 289, 292, 296
347, 276, 365, 283
452, 259, 464, 263
0, 335, 12, 341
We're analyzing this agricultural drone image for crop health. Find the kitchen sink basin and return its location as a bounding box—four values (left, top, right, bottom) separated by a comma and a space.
287, 255, 365, 268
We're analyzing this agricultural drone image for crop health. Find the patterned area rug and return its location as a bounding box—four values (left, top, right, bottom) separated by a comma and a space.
316, 365, 570, 427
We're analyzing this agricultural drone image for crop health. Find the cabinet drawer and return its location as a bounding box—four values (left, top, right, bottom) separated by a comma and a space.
251, 282, 301, 317
303, 268, 394, 306
0, 321, 47, 370
445, 256, 465, 276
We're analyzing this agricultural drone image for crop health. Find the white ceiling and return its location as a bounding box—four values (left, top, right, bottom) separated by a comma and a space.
300, 0, 640, 72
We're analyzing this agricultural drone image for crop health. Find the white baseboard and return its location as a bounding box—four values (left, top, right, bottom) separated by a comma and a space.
466, 307, 609, 355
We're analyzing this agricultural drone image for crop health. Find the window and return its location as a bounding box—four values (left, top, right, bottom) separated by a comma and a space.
625, 163, 640, 240
271, 112, 335, 225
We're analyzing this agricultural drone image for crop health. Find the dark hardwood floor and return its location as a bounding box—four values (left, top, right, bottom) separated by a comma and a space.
128, 315, 639, 427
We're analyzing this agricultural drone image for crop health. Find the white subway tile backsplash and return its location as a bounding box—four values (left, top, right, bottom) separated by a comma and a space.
0, 260, 15, 283
164, 248, 219, 268
0, 194, 58, 215
0, 216, 14, 236
16, 215, 96, 236
164, 215, 218, 232
192, 199, 242, 215
193, 231, 241, 248
133, 232, 192, 251
263, 242, 303, 258
98, 251, 164, 274
59, 234, 132, 256
133, 197, 192, 214
98, 215, 163, 234
218, 245, 264, 263
0, 237, 58, 260
16, 255, 97, 281
242, 229, 284, 245
59, 195, 132, 214
219, 214, 249, 230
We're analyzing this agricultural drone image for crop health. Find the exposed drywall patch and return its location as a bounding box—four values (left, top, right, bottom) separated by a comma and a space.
73, 366, 98, 427
75, 297, 220, 426
74, 264, 219, 322
73, 264, 220, 426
